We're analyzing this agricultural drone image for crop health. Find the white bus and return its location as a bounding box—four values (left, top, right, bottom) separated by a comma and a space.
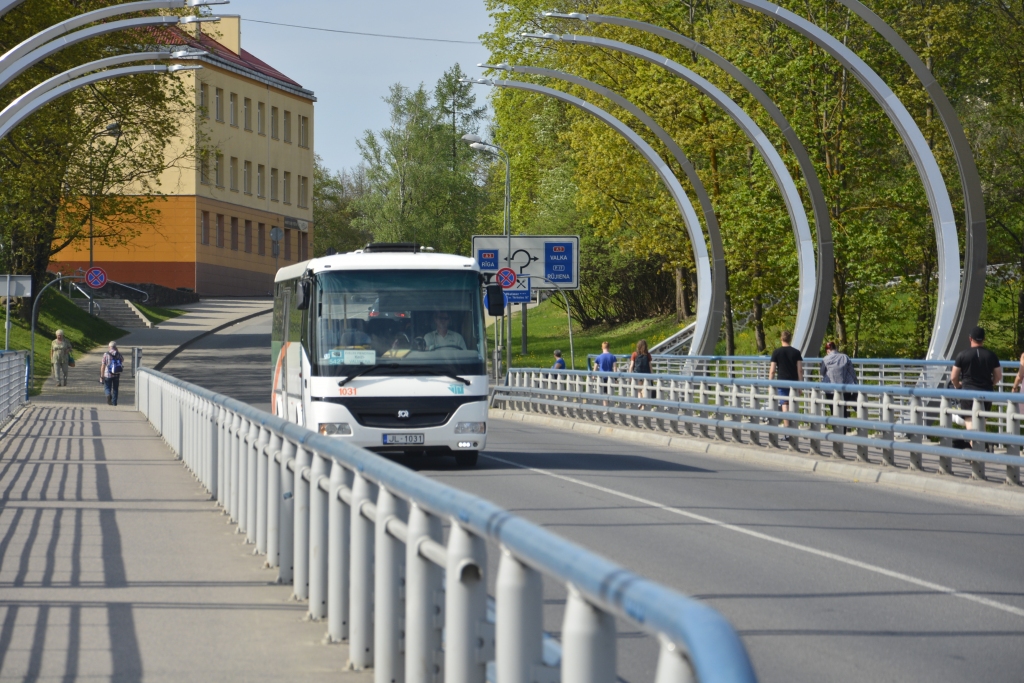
272, 243, 489, 467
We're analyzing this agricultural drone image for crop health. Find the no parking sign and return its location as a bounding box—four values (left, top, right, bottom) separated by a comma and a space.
85, 267, 107, 289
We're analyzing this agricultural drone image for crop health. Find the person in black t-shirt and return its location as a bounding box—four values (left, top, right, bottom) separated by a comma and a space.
768, 330, 803, 426
951, 326, 1002, 432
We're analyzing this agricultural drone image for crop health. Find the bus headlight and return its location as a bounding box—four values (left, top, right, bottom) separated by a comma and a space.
319, 422, 352, 436
454, 422, 486, 434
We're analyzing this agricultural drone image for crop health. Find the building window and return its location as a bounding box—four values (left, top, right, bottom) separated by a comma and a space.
215, 88, 224, 122
244, 220, 253, 253
200, 83, 209, 118
229, 93, 238, 126
299, 116, 310, 148
230, 157, 239, 191
200, 153, 210, 185
270, 167, 279, 201
299, 232, 308, 261
243, 97, 252, 131
257, 164, 265, 198
284, 229, 292, 261
298, 175, 309, 208
214, 154, 224, 187
216, 214, 225, 247
283, 110, 291, 143
230, 216, 239, 251
200, 211, 210, 245
257, 102, 265, 135
258, 223, 266, 256
243, 160, 252, 195
271, 106, 279, 139
283, 171, 291, 204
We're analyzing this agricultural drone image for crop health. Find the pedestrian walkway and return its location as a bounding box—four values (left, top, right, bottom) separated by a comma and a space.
0, 402, 370, 681
36, 299, 271, 408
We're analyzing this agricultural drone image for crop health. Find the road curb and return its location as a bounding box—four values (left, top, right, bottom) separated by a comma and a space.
489, 409, 1024, 512
153, 308, 272, 371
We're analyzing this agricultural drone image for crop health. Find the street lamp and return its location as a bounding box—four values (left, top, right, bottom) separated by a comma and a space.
462, 132, 514, 380
86, 121, 124, 314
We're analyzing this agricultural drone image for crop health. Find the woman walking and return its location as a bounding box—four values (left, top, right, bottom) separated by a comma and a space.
50, 329, 72, 386
628, 339, 653, 401
100, 341, 124, 406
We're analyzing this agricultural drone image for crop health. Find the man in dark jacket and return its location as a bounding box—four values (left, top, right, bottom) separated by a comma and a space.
951, 326, 1001, 434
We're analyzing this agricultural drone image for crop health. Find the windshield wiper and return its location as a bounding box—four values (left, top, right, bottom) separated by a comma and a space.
338, 363, 399, 386
401, 368, 472, 385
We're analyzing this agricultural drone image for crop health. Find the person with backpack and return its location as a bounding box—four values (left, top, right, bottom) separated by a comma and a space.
628, 339, 653, 401
820, 341, 857, 433
100, 341, 125, 406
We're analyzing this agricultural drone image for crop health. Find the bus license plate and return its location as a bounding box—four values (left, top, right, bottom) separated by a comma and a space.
383, 433, 425, 445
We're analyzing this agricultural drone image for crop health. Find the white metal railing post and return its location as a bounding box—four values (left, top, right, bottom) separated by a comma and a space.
444, 522, 490, 683
245, 420, 260, 544
292, 444, 312, 600
496, 548, 547, 683
561, 587, 616, 683
654, 638, 695, 683
266, 432, 283, 568
970, 398, 986, 480
880, 393, 896, 466
256, 426, 270, 554
236, 418, 249, 532
856, 391, 869, 462
229, 414, 242, 522
405, 504, 444, 683
348, 471, 375, 670
374, 486, 407, 683
327, 459, 352, 643
309, 452, 329, 620
908, 396, 924, 471
1005, 399, 1021, 485
216, 407, 227, 506
277, 438, 297, 583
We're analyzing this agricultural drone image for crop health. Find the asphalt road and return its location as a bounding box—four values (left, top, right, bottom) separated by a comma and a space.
163, 322, 1024, 683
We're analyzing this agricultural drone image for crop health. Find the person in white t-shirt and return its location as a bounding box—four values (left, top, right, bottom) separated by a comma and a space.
423, 311, 466, 351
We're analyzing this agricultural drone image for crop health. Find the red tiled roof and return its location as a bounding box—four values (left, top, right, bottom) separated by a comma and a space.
155, 25, 306, 91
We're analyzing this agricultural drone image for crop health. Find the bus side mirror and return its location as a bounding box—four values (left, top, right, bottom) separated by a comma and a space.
296, 278, 311, 310
485, 284, 505, 317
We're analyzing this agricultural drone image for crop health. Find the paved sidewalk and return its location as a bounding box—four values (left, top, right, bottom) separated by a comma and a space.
0, 403, 370, 681
36, 299, 271, 407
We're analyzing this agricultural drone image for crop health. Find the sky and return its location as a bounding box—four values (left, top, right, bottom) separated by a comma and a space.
228, 1, 494, 173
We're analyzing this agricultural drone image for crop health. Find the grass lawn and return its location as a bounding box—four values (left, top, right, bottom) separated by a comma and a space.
134, 303, 187, 325
490, 297, 690, 370
3, 289, 126, 394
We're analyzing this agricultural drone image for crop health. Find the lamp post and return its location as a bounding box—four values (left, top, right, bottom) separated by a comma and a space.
462, 133, 514, 379
87, 122, 122, 314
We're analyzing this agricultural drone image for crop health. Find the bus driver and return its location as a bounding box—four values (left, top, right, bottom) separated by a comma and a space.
424, 311, 466, 351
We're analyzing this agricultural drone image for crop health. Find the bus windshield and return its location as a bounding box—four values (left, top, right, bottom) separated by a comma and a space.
312, 269, 485, 378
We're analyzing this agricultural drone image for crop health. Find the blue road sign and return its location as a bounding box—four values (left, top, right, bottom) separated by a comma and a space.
478, 249, 499, 271
497, 268, 517, 289
505, 276, 531, 303
85, 267, 107, 289
545, 242, 574, 285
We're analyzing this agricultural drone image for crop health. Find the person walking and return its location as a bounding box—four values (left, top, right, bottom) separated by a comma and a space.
950, 327, 1001, 442
552, 349, 566, 370
628, 339, 653, 401
592, 341, 617, 407
100, 341, 125, 406
768, 330, 803, 427
50, 329, 72, 386
820, 341, 857, 432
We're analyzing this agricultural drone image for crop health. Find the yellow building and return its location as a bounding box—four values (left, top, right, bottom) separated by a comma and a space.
53, 17, 316, 296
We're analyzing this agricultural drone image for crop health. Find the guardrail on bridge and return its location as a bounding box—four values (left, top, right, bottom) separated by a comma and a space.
0, 350, 27, 423
135, 367, 757, 683
495, 368, 1024, 486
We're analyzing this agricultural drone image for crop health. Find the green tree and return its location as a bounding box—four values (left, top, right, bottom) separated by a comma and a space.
312, 155, 368, 256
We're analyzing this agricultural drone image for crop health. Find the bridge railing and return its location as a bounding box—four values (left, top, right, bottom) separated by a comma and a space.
496, 368, 1024, 486
0, 350, 27, 423
586, 354, 1023, 390
134, 367, 757, 683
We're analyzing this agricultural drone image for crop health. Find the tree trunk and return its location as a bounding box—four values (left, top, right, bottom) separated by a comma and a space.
753, 295, 766, 353
675, 267, 691, 321
724, 291, 736, 356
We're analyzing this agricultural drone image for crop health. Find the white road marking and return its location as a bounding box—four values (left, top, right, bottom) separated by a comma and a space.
483, 454, 1024, 619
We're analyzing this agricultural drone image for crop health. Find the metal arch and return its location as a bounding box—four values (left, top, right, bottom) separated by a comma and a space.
833, 0, 984, 358
545, 12, 833, 355
0, 15, 183, 91
0, 52, 176, 131
728, 0, 960, 360
472, 77, 717, 357
531, 32, 819, 354
0, 0, 28, 21
489, 63, 726, 354
0, 64, 172, 140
